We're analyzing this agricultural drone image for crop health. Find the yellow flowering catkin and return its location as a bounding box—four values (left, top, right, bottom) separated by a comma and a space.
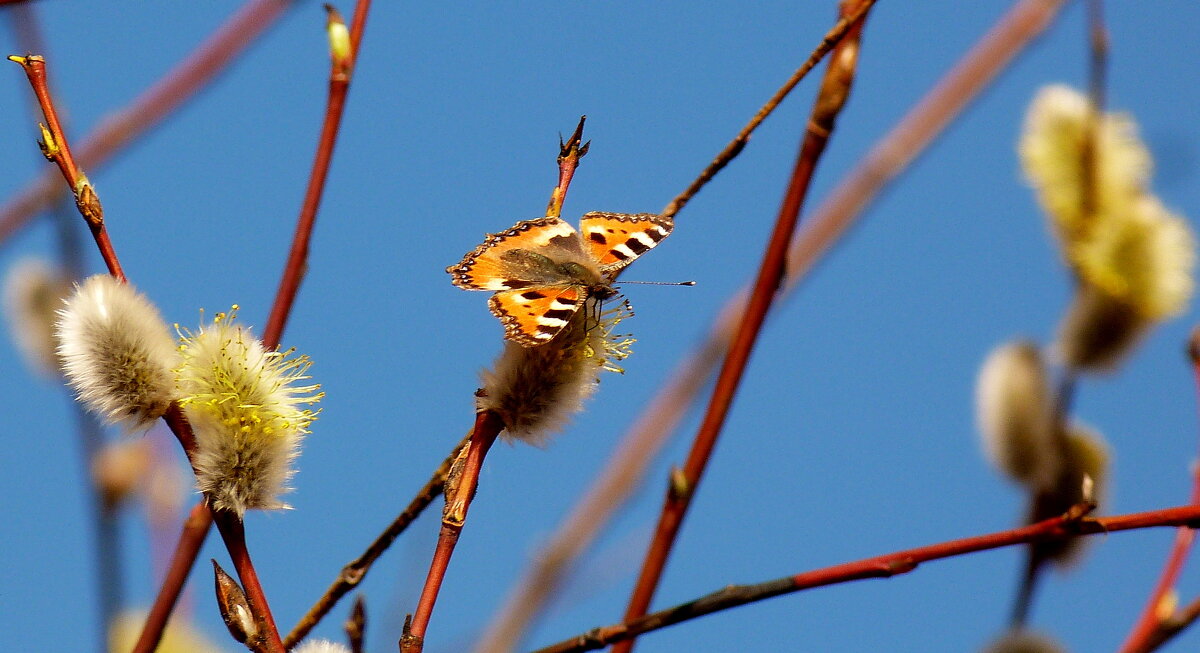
176, 308, 321, 515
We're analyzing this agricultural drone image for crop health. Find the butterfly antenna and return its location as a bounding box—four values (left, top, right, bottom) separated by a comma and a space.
617, 280, 696, 287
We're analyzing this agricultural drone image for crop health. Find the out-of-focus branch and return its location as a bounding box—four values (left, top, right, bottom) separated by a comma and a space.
133, 502, 214, 653
0, 0, 295, 246
485, 0, 1070, 649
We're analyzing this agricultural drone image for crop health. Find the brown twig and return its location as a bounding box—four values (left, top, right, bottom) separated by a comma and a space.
283, 432, 469, 648
612, 5, 871, 651
1119, 330, 1200, 653
659, 0, 877, 220
346, 595, 367, 653
0, 0, 294, 246
132, 501, 214, 653
401, 410, 505, 653
530, 502, 1200, 653
7, 54, 124, 280
263, 0, 371, 347
213, 509, 286, 653
546, 116, 589, 218
483, 1, 1069, 648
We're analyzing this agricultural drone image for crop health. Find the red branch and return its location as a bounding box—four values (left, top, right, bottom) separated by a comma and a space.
8, 55, 124, 280
400, 410, 504, 652
612, 5, 872, 650
531, 504, 1200, 653
263, 0, 372, 347
0, 0, 293, 246
1119, 332, 1200, 653
132, 502, 214, 653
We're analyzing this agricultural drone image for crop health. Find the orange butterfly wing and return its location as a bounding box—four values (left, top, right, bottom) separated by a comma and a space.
447, 217, 580, 291
488, 285, 588, 346
577, 212, 673, 273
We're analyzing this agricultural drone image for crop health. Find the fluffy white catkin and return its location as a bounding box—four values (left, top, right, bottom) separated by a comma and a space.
56, 274, 180, 430
292, 640, 352, 653
478, 300, 633, 444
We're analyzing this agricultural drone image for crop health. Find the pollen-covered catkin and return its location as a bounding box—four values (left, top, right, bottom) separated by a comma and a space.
176, 308, 321, 516
478, 300, 633, 444
1020, 84, 1149, 245
56, 274, 180, 429
1020, 84, 1195, 371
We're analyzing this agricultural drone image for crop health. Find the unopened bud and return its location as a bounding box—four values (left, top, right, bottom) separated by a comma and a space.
213, 559, 258, 644
324, 4, 353, 74
345, 595, 366, 653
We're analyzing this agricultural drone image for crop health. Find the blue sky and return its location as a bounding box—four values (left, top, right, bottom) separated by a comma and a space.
2, 2, 1200, 652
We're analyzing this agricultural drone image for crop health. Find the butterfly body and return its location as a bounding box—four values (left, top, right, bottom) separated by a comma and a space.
448, 212, 673, 346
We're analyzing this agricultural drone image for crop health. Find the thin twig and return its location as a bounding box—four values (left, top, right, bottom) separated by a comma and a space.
263, 0, 371, 347
472, 341, 723, 653
283, 432, 469, 648
8, 54, 124, 280
482, 1, 1069, 649
132, 501, 214, 653
0, 0, 294, 246
1119, 330, 1200, 653
612, 5, 871, 650
659, 0, 877, 220
531, 502, 1200, 653
400, 411, 505, 653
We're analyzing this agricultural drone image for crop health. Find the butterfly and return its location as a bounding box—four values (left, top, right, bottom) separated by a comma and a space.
448, 212, 674, 347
